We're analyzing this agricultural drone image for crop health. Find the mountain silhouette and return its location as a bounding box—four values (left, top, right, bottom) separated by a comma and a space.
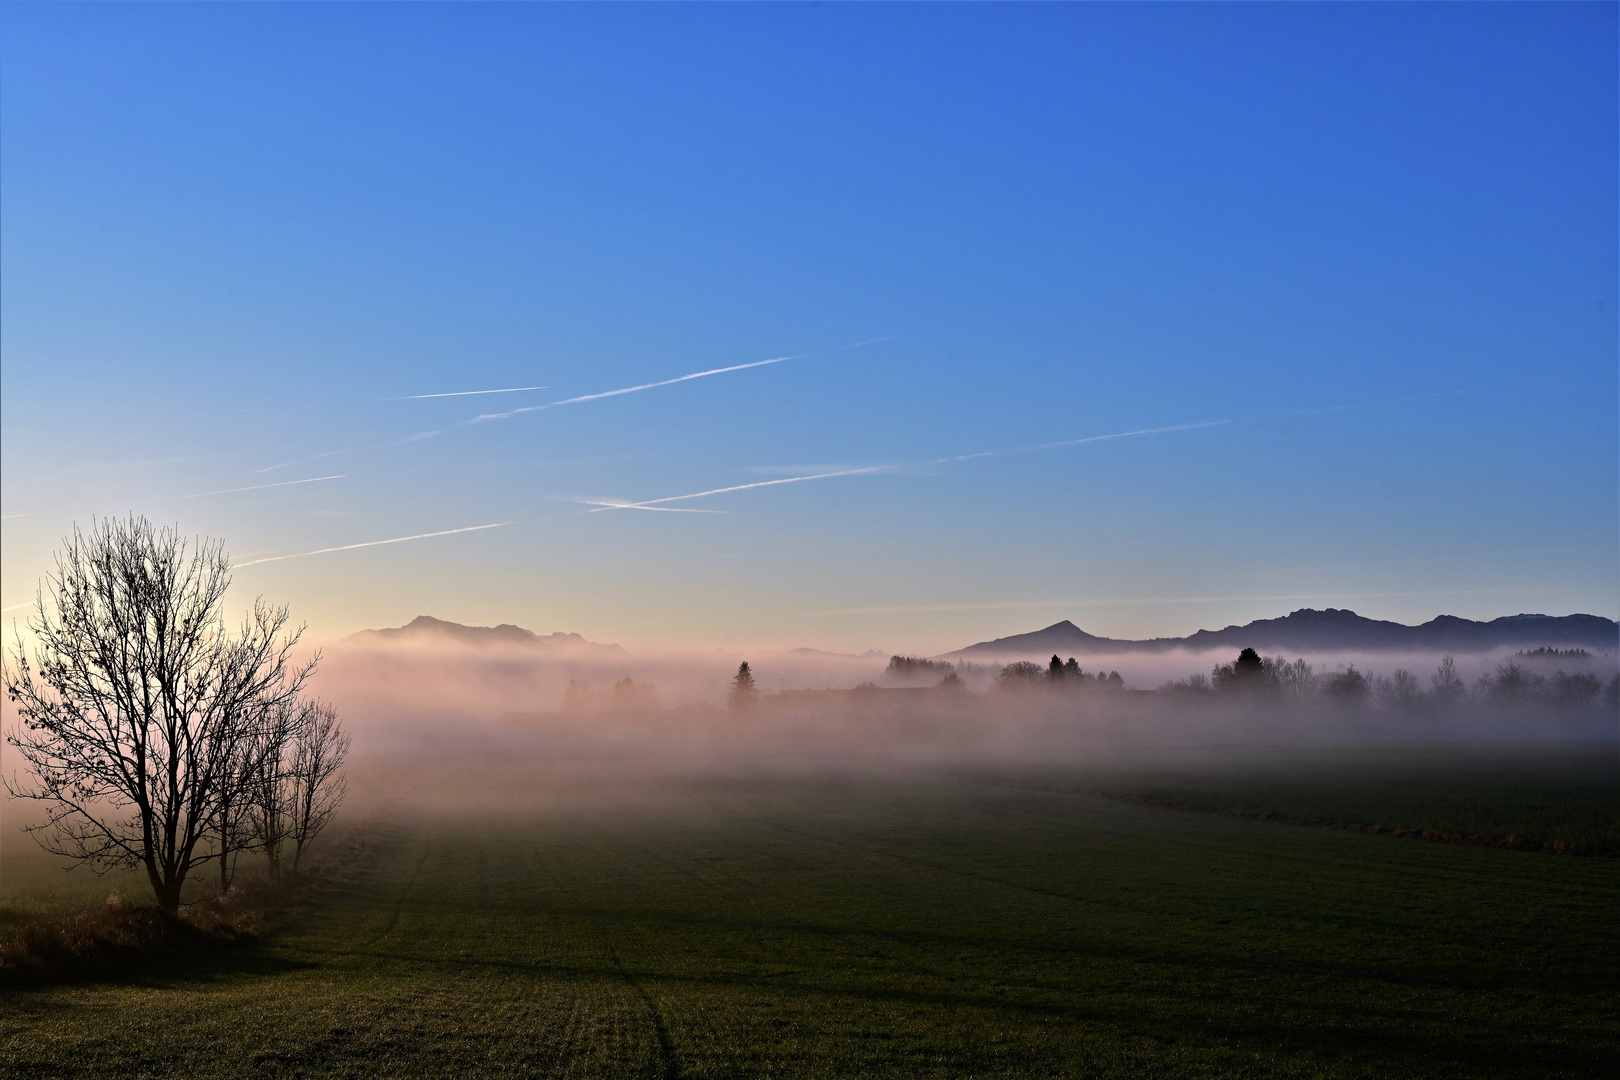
946, 608, 1619, 658
345, 615, 628, 656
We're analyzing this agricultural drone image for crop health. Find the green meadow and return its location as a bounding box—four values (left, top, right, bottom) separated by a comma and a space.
960, 742, 1620, 852
3, 755, 1617, 1079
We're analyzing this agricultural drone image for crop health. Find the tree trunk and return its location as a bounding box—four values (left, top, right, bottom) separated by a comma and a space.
154, 877, 183, 912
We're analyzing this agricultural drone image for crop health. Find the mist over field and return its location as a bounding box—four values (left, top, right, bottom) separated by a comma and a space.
309, 615, 1619, 787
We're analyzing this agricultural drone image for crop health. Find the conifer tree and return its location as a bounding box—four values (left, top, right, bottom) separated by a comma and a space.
728, 662, 758, 710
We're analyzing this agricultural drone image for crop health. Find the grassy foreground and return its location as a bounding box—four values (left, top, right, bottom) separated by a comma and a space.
3, 772, 1617, 1079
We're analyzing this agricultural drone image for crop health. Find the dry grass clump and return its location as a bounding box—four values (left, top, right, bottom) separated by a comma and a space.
0, 875, 290, 984
0, 823, 372, 984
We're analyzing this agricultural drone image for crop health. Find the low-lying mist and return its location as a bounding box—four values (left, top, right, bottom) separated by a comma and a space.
8, 623, 1611, 834
314, 630, 1618, 792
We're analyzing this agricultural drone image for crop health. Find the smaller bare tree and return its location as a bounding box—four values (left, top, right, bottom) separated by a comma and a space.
243, 696, 304, 882
1431, 655, 1465, 708
215, 739, 254, 893
284, 700, 349, 875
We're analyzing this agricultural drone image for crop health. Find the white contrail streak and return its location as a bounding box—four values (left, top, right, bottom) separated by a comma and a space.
232, 522, 512, 568
2, 601, 32, 613
253, 352, 808, 469
587, 466, 889, 512
171, 475, 345, 500
255, 450, 348, 474
933, 420, 1233, 466
573, 500, 725, 513
476, 356, 800, 421
399, 385, 550, 399
588, 420, 1229, 513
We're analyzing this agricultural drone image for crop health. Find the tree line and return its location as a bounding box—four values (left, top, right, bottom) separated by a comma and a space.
998, 656, 1126, 690
1160, 647, 1619, 712
4, 517, 349, 911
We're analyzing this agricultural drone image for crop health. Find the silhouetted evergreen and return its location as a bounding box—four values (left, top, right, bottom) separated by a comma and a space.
887, 655, 954, 680
1518, 647, 1591, 661
728, 662, 758, 711
1213, 648, 1275, 692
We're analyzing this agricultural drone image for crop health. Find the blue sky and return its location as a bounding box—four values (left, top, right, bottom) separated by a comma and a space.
2, 2, 1615, 653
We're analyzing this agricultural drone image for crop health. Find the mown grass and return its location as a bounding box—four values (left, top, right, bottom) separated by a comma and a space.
2, 765, 1616, 1079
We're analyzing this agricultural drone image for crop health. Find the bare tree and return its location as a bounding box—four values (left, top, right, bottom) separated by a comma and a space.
1376, 668, 1422, 712
1266, 657, 1315, 706
1430, 655, 1465, 708
284, 700, 349, 875
3, 518, 314, 910
214, 738, 255, 893
997, 661, 1046, 688
243, 696, 304, 883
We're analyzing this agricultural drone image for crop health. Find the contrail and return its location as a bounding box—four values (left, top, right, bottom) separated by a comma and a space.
398, 385, 549, 400
933, 420, 1233, 466
255, 450, 348, 474
171, 475, 344, 500
588, 420, 1228, 512
232, 522, 512, 568
573, 500, 725, 513
2, 601, 32, 613
252, 350, 813, 470
475, 356, 801, 421
587, 466, 890, 512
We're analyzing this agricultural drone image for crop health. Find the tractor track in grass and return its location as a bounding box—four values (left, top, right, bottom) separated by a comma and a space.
366, 831, 431, 947
606, 942, 681, 1080
530, 837, 684, 1079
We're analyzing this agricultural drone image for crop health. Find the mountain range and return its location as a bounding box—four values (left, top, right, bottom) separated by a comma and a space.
344, 615, 628, 657
945, 608, 1619, 659
345, 609, 1619, 663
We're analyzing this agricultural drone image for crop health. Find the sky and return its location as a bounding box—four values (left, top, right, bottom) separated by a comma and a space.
1, 2, 1616, 656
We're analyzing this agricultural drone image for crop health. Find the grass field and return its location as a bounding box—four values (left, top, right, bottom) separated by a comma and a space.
3, 762, 1616, 1079
960, 742, 1620, 853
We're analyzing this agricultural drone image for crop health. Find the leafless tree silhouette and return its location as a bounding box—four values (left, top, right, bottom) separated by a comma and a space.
4, 517, 316, 910
284, 700, 349, 874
